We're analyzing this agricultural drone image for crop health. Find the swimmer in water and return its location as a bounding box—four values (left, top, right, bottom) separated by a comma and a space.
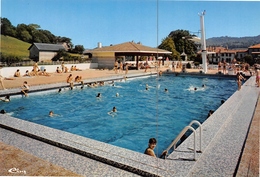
49, 110, 59, 117
49, 111, 54, 117
108, 106, 117, 117
146, 84, 149, 90
194, 87, 197, 91
116, 93, 119, 97
165, 88, 168, 92
0, 109, 6, 114
96, 93, 101, 98
112, 106, 117, 112
1, 95, 10, 102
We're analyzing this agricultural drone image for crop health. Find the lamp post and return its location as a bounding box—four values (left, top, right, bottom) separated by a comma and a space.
181, 37, 187, 61
199, 10, 207, 73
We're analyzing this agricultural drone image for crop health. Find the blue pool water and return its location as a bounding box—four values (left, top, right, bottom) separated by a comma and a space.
1, 75, 237, 155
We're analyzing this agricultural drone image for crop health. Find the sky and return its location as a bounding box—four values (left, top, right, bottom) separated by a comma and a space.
1, 0, 260, 49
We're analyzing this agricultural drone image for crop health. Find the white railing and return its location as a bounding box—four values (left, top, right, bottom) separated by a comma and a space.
165, 120, 202, 161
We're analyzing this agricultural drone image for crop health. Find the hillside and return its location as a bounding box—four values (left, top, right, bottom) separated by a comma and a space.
0, 35, 31, 58
206, 35, 260, 49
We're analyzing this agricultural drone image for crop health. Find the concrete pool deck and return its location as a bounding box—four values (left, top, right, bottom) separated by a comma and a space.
0, 68, 259, 176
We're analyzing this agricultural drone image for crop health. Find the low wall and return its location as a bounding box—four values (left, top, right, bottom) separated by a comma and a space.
1, 63, 98, 78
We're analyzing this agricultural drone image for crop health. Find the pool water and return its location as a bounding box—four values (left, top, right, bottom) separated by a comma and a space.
1, 75, 237, 155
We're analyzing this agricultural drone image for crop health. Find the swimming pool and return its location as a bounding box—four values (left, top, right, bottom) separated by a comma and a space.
1, 75, 237, 155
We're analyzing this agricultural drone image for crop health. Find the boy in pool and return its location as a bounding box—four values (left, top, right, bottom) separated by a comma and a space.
112, 106, 117, 112
144, 138, 167, 158
21, 81, 29, 96
49, 111, 54, 117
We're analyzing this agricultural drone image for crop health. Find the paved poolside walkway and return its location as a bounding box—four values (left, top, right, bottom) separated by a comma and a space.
236, 91, 259, 176
0, 67, 259, 176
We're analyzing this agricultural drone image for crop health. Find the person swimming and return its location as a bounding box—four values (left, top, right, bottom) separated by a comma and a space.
96, 93, 101, 98
116, 93, 119, 97
0, 109, 6, 114
108, 106, 117, 117
1, 95, 10, 102
112, 106, 117, 112
146, 84, 149, 90
49, 111, 54, 117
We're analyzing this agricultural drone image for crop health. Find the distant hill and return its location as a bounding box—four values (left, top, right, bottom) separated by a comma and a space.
206, 35, 260, 49
1, 35, 31, 58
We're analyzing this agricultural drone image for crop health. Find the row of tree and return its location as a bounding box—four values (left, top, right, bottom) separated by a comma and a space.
1, 17, 84, 54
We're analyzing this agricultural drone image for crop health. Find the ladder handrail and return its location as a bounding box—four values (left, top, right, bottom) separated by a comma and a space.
165, 120, 202, 160
188, 120, 202, 152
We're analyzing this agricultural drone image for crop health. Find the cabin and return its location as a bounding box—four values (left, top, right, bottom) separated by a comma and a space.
28, 43, 68, 62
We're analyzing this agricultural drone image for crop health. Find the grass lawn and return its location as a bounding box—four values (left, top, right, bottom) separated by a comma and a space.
1, 35, 31, 58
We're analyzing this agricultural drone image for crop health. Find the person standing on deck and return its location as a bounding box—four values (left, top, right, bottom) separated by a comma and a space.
33, 62, 39, 76
0, 67, 6, 90
256, 68, 260, 87
120, 61, 123, 73
114, 61, 118, 74
61, 62, 65, 73
218, 61, 222, 73
67, 74, 74, 89
223, 61, 227, 74
236, 72, 245, 91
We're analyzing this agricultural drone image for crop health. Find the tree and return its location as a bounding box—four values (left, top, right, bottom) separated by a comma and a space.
40, 30, 56, 43
16, 24, 30, 42
168, 29, 198, 58
243, 55, 254, 66
27, 24, 41, 43
194, 53, 202, 64
158, 37, 179, 60
20, 30, 32, 42
56, 36, 72, 44
72, 45, 84, 54
52, 49, 68, 61
33, 30, 50, 43
1, 17, 16, 37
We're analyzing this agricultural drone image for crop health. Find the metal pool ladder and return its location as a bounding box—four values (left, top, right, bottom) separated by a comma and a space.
165, 120, 202, 161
